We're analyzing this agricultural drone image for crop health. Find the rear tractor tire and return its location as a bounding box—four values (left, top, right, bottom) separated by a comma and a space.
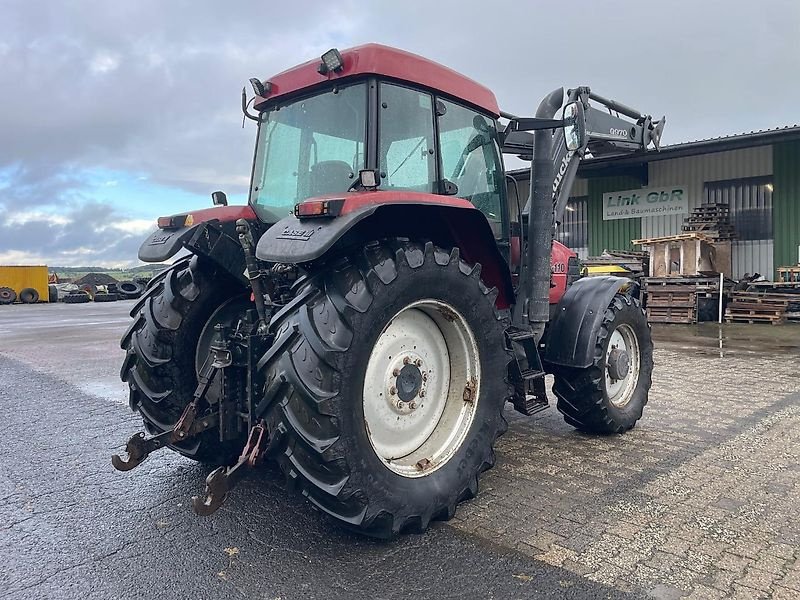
94, 292, 118, 302
260, 240, 512, 537
553, 293, 653, 434
19, 288, 40, 304
120, 255, 248, 464
64, 291, 91, 304
118, 280, 144, 300
0, 287, 16, 305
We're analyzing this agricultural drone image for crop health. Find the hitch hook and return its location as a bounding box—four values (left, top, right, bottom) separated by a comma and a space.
191, 421, 272, 516
112, 402, 216, 472
111, 431, 163, 471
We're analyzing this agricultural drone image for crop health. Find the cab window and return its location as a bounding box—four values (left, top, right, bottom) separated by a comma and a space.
438, 100, 504, 236
378, 83, 436, 193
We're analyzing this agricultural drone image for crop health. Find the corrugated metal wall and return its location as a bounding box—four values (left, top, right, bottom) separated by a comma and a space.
644, 146, 773, 278
705, 176, 773, 279
773, 141, 800, 273
587, 176, 642, 255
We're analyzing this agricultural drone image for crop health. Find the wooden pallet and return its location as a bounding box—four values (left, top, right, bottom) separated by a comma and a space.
647, 305, 695, 323
646, 277, 721, 291
777, 266, 800, 283
725, 290, 789, 324
632, 233, 710, 245
647, 292, 696, 307
729, 295, 790, 309
725, 314, 785, 325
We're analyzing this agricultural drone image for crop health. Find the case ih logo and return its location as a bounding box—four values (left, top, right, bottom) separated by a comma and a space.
277, 226, 316, 241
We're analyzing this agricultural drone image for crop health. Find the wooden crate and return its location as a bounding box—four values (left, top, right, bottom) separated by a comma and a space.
632, 234, 731, 278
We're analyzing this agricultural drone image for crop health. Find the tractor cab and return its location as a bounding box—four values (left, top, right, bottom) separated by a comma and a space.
247, 45, 508, 242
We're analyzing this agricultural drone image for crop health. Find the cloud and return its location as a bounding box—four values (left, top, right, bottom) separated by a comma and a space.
1, 0, 799, 267
89, 51, 121, 74
0, 201, 153, 267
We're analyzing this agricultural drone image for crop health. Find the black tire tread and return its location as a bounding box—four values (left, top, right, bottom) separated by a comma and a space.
19, 287, 40, 304
260, 239, 512, 537
119, 255, 245, 463
553, 294, 653, 434
0, 287, 17, 304
64, 292, 91, 304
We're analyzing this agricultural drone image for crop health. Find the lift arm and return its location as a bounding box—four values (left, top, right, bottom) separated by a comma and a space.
501, 86, 665, 226
502, 86, 665, 333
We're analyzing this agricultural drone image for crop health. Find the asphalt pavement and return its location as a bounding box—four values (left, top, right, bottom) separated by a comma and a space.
0, 302, 630, 600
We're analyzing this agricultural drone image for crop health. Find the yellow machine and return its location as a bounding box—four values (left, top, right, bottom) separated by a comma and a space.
0, 265, 50, 303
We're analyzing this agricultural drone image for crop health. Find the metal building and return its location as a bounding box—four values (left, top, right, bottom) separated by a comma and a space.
508, 126, 800, 279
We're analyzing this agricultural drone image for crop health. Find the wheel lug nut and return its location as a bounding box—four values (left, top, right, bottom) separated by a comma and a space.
397, 401, 404, 409
390, 386, 397, 395
403, 356, 410, 365
392, 368, 400, 376
419, 390, 426, 398
415, 359, 422, 367
410, 402, 417, 410
422, 373, 428, 381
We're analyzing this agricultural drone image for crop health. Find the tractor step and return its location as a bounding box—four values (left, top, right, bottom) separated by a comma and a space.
519, 368, 546, 380
512, 393, 550, 416
506, 325, 549, 416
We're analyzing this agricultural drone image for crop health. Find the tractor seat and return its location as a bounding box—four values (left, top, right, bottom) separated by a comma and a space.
308, 160, 353, 197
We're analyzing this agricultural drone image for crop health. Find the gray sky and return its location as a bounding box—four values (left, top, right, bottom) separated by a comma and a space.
1, 0, 798, 266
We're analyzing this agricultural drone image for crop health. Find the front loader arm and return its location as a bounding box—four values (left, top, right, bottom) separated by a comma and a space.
500, 86, 665, 335
501, 86, 665, 227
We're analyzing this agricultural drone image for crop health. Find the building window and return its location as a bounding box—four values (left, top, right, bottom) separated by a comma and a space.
703, 176, 773, 241
556, 196, 588, 253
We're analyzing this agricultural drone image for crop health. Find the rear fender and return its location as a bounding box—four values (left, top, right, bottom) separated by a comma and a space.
542, 275, 638, 370
138, 205, 256, 263
256, 203, 514, 307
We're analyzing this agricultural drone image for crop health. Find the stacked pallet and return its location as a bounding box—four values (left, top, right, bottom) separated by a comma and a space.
742, 283, 800, 323
777, 265, 800, 283
582, 249, 649, 280
681, 203, 736, 241
724, 291, 800, 325
644, 276, 722, 324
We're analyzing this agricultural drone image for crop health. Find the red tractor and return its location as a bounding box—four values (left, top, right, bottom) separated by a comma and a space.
114, 44, 664, 537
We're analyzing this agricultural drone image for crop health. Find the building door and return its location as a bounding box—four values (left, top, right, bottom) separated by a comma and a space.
704, 176, 773, 279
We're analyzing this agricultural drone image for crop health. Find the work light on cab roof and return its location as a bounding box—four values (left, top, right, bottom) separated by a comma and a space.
115, 43, 664, 539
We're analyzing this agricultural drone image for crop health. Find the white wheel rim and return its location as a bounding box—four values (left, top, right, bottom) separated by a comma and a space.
362, 300, 480, 478
604, 324, 640, 408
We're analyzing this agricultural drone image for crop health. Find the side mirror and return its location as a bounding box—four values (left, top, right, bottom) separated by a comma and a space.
211, 191, 228, 206
562, 102, 585, 152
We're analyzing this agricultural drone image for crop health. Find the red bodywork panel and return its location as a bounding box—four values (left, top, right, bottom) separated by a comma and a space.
253, 44, 500, 117
337, 190, 474, 214
162, 204, 256, 226
550, 240, 576, 304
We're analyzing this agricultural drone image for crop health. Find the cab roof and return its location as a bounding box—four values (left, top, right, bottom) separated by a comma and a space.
253, 43, 500, 117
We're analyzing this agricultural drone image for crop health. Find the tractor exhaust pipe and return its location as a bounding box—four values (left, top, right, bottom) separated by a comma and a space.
520, 87, 563, 340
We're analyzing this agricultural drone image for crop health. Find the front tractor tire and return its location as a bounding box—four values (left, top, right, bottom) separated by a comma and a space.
120, 255, 247, 464
553, 293, 653, 434
260, 240, 512, 537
